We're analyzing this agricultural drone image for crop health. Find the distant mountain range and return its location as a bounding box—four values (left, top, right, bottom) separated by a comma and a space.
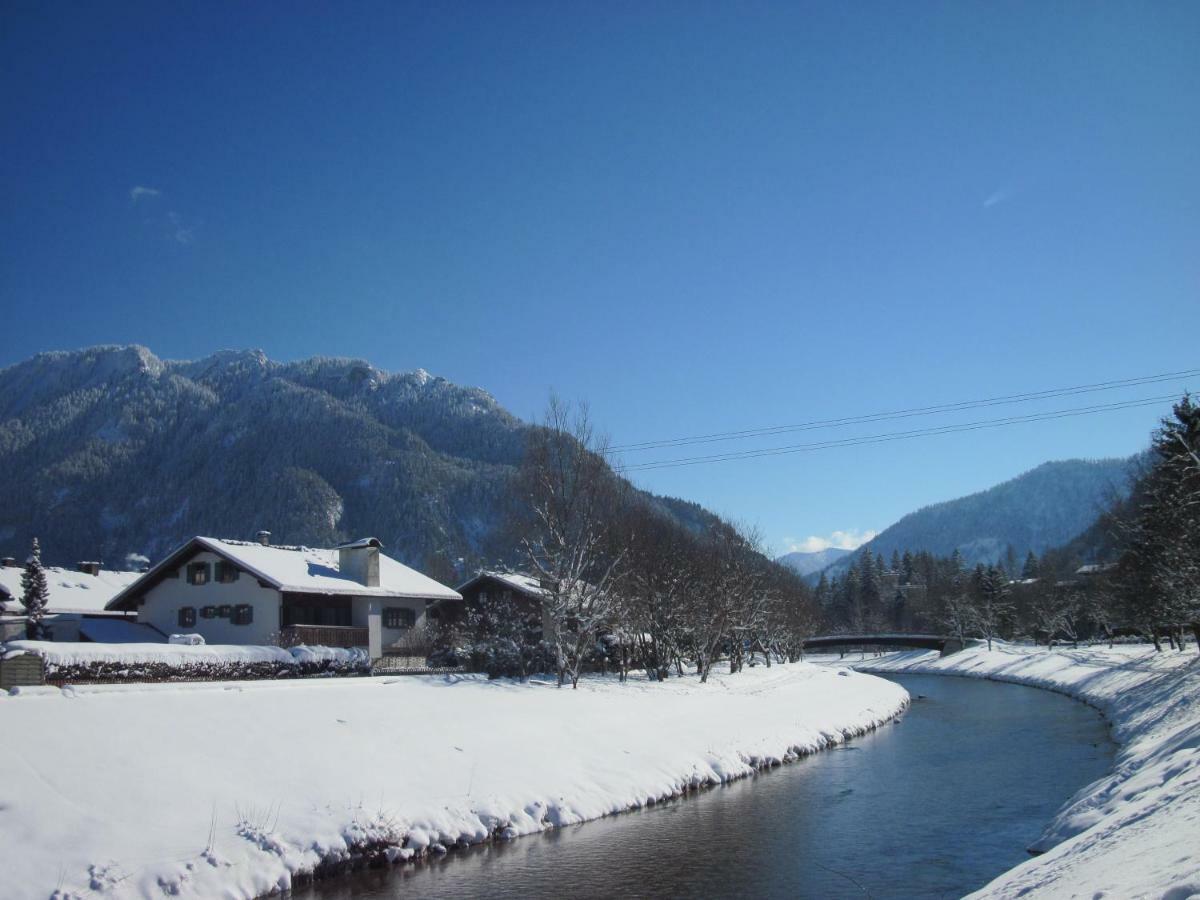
0, 345, 718, 573
815, 456, 1145, 579
775, 547, 852, 577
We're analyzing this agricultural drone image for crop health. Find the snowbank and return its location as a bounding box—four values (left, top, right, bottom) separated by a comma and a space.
0, 662, 906, 899
847, 643, 1200, 899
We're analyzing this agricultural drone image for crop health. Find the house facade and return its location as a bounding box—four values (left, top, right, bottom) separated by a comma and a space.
105, 534, 462, 649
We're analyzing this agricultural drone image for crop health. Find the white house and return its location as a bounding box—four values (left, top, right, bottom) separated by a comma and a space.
0, 561, 151, 642
104, 534, 462, 649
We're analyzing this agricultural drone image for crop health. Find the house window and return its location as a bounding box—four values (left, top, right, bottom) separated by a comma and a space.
383, 607, 416, 629
178, 607, 196, 628
215, 561, 240, 584
233, 604, 253, 626
186, 562, 210, 585
218, 604, 232, 618
201, 606, 217, 619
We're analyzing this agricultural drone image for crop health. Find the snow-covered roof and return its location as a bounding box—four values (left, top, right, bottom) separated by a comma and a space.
1075, 563, 1118, 576
106, 537, 461, 610
456, 570, 551, 600
0, 566, 143, 615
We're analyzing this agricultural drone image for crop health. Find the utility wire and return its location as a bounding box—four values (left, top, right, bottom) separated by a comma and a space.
610, 368, 1198, 453
613, 394, 1177, 474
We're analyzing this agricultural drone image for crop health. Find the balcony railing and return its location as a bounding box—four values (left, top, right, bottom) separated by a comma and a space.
279, 625, 369, 649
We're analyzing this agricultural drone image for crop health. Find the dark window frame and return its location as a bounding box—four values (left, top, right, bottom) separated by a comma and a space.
383, 607, 416, 629
214, 560, 240, 584
186, 562, 210, 586
233, 604, 254, 626
178, 607, 197, 628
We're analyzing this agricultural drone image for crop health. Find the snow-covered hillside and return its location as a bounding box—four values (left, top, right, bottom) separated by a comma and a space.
845, 643, 1200, 899
775, 546, 851, 577
0, 662, 906, 899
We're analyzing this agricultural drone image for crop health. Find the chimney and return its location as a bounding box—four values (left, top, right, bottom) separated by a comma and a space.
77, 561, 101, 576
256, 531, 271, 547
1, 557, 16, 568
338, 538, 381, 587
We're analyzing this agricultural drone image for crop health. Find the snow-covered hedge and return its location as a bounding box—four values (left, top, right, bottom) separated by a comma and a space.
1, 641, 370, 682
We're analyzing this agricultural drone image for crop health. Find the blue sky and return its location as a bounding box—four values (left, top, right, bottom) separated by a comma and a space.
2, 2, 1198, 554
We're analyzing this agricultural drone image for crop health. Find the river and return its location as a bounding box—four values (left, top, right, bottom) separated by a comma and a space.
295, 673, 1114, 899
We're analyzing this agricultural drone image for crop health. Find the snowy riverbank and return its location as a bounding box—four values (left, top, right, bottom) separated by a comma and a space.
0, 661, 906, 899
847, 643, 1200, 899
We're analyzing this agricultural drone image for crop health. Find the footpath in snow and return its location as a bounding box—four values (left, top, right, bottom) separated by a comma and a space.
0, 661, 906, 899
850, 643, 1200, 900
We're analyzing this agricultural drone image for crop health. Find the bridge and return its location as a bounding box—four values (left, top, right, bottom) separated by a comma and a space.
803, 633, 968, 657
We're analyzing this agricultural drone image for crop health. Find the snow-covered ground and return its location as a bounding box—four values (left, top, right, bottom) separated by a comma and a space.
0, 662, 906, 899
845, 643, 1200, 900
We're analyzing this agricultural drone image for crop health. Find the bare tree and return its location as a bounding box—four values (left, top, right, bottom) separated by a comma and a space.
519, 396, 628, 688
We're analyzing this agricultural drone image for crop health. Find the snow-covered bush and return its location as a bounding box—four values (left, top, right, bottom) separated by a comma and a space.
2, 641, 370, 683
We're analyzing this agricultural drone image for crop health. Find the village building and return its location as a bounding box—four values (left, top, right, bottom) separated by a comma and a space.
450, 570, 557, 638
104, 533, 461, 649
0, 559, 150, 642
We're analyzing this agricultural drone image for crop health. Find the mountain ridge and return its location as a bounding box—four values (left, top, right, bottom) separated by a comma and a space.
815, 455, 1144, 579
0, 345, 720, 572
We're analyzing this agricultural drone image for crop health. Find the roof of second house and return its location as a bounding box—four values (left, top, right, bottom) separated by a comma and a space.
106, 536, 462, 610
456, 570, 551, 600
1075, 562, 1119, 576
0, 566, 143, 615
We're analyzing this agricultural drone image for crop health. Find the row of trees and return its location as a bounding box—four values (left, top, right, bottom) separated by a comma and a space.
460, 393, 1199, 686
486, 398, 821, 687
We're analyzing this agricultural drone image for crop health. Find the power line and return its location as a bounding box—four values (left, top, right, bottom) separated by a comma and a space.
610, 368, 1199, 453
613, 393, 1177, 474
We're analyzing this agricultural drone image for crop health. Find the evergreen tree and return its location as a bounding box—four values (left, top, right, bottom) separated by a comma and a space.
21, 537, 50, 640
1021, 551, 1040, 580
901, 550, 915, 585
1003, 544, 1018, 577
972, 564, 1013, 651
889, 549, 901, 575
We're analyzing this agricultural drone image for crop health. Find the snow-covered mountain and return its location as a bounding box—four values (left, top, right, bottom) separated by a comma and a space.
0, 345, 717, 572
818, 456, 1144, 578
775, 547, 852, 577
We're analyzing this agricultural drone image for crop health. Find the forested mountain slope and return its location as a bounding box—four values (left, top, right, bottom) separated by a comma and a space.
0, 345, 714, 572
821, 456, 1144, 577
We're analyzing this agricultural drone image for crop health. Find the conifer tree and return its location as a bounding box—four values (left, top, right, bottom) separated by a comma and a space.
21, 537, 50, 640
1021, 551, 1040, 580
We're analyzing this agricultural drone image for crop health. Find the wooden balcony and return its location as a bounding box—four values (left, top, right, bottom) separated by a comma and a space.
279, 624, 369, 649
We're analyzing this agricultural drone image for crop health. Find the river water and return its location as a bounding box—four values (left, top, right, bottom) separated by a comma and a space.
296, 673, 1113, 899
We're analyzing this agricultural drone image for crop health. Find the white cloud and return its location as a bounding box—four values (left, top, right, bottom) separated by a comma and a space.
784, 529, 877, 554
167, 211, 193, 245
130, 185, 161, 203
983, 188, 1010, 209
